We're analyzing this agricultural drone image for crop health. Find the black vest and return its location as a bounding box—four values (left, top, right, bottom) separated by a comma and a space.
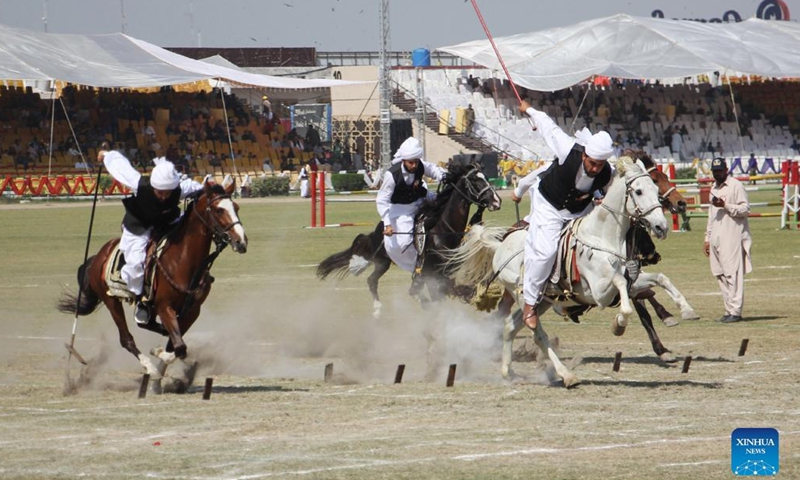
122, 177, 182, 235
389, 163, 427, 204
538, 145, 612, 213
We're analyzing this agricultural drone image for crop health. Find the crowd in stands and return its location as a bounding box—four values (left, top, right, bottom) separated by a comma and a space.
0, 83, 365, 188
394, 69, 800, 173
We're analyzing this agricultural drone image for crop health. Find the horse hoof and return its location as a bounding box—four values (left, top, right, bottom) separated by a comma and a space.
150, 377, 163, 395
661, 316, 680, 327
563, 376, 581, 389
611, 322, 626, 337
681, 310, 700, 320
659, 352, 678, 363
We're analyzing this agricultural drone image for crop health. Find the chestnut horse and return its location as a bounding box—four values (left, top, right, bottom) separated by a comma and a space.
58, 181, 247, 380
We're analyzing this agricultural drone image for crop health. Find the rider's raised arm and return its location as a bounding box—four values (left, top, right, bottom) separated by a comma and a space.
376, 170, 395, 223
422, 160, 446, 182
102, 150, 141, 193
178, 176, 204, 200
523, 105, 575, 164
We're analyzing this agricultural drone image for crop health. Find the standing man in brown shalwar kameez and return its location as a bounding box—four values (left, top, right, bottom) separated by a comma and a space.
704, 157, 753, 323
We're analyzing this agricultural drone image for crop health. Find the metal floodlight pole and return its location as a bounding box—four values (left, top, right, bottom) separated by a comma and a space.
415, 67, 426, 158
378, 0, 392, 169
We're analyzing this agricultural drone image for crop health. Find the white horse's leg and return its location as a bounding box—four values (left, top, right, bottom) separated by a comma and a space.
531, 317, 580, 388
137, 353, 161, 378
373, 300, 382, 319
151, 346, 178, 366
611, 273, 634, 336
502, 306, 525, 380
634, 272, 699, 320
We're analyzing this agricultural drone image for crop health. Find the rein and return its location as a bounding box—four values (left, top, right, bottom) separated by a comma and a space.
153, 193, 238, 317
646, 165, 678, 207
599, 172, 662, 221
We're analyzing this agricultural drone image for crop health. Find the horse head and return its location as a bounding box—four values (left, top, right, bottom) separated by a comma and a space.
624, 149, 687, 214
195, 180, 248, 253
445, 162, 502, 211
614, 156, 669, 239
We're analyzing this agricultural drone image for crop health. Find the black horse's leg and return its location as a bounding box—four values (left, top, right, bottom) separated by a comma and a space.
646, 295, 678, 326
633, 298, 674, 362
368, 253, 392, 318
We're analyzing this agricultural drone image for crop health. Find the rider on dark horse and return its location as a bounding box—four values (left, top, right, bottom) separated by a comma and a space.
376, 136, 446, 294
100, 148, 204, 325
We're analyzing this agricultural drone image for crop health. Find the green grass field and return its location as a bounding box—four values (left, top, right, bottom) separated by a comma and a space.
0, 189, 798, 479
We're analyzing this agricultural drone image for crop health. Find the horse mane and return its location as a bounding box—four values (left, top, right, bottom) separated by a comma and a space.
417, 162, 474, 222
622, 148, 655, 169
614, 155, 638, 177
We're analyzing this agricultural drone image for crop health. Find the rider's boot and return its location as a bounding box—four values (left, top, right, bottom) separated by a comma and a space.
522, 303, 539, 330
408, 248, 425, 296
134, 294, 152, 325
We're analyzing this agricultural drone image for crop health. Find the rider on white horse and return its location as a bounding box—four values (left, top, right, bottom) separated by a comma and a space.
376, 136, 446, 291
100, 149, 204, 325
517, 100, 615, 331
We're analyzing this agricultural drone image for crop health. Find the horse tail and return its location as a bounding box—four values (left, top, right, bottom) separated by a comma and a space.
443, 224, 506, 286
317, 229, 378, 280
57, 256, 101, 315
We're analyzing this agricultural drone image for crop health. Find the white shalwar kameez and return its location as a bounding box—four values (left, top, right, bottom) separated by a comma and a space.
522, 107, 611, 305
104, 152, 203, 295
376, 160, 445, 272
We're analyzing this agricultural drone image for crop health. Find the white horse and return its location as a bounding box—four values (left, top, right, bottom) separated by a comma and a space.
446, 157, 669, 386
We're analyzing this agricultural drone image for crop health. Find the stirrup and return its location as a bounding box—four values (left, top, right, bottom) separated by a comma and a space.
134, 300, 151, 325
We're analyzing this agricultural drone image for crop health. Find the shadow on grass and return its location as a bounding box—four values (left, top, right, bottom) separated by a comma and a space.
187, 385, 307, 394
582, 355, 735, 366
579, 379, 723, 389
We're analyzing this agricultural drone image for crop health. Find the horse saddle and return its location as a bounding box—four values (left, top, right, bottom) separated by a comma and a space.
104, 237, 169, 302
530, 218, 585, 305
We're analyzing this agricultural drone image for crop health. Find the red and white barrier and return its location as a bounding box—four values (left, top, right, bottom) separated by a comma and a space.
781, 160, 800, 230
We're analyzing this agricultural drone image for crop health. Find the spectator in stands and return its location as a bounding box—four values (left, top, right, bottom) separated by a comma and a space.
671, 129, 683, 161
280, 154, 291, 171
14, 152, 30, 171
332, 139, 343, 162
704, 157, 752, 323
465, 104, 475, 137
143, 123, 156, 141
516, 99, 613, 332
467, 75, 480, 90
262, 95, 272, 121
208, 153, 221, 168
305, 124, 321, 150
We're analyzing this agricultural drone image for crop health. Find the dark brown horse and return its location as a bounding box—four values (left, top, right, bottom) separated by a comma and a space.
58, 181, 247, 380
316, 162, 502, 318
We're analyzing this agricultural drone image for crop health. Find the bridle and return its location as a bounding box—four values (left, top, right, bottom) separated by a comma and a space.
447, 164, 495, 209
645, 165, 678, 209
600, 170, 663, 222
192, 192, 243, 248
155, 191, 243, 315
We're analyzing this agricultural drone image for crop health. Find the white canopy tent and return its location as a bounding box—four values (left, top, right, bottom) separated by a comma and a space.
0, 23, 363, 89
438, 14, 800, 92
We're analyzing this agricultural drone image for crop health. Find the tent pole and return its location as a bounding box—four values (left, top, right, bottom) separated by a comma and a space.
218, 80, 240, 195
47, 79, 57, 203
725, 72, 746, 154
59, 95, 91, 176
569, 80, 593, 134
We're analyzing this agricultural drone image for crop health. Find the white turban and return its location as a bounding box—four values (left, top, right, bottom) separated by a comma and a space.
391, 137, 424, 164
584, 131, 614, 161
150, 161, 181, 190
